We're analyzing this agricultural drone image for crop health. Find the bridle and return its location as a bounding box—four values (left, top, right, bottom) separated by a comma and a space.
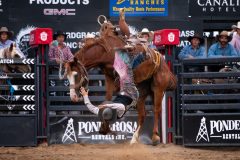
69, 61, 89, 91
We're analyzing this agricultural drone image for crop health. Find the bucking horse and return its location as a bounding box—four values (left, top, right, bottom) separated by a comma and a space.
63, 12, 177, 145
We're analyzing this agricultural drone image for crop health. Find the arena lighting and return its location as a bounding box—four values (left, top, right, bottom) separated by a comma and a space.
29, 0, 89, 5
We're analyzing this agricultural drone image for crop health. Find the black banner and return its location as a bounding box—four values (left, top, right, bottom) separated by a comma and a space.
49, 115, 155, 144
189, 0, 240, 17
183, 115, 240, 146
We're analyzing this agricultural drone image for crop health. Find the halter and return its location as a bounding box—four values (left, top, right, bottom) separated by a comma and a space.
69, 61, 89, 90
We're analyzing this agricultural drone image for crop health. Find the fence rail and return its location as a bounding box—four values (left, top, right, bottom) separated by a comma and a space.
174, 57, 240, 146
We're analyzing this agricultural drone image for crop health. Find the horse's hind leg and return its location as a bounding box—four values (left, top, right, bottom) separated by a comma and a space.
152, 87, 164, 145
130, 93, 147, 144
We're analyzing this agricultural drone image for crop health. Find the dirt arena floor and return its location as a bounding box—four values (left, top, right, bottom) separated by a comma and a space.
0, 143, 240, 160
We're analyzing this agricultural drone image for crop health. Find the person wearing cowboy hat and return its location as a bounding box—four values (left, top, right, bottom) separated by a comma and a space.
208, 31, 238, 57
48, 31, 74, 114
0, 27, 15, 49
48, 30, 74, 63
230, 22, 240, 55
178, 33, 206, 60
132, 28, 157, 69
80, 86, 135, 135
140, 28, 156, 49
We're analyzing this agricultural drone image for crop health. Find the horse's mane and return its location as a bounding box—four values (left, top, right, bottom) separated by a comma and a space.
75, 38, 107, 58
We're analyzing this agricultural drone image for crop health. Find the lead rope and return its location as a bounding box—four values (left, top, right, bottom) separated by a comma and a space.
58, 48, 65, 80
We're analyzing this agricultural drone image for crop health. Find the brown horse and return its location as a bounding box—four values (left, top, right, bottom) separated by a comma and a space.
64, 21, 177, 145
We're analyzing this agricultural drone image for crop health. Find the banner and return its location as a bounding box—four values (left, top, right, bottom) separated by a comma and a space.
189, 0, 240, 17
49, 115, 155, 144
183, 115, 240, 145
109, 0, 168, 17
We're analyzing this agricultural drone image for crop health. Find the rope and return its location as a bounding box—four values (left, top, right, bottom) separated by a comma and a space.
58, 48, 66, 80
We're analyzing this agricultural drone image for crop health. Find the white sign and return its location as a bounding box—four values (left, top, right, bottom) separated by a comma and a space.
40, 32, 48, 41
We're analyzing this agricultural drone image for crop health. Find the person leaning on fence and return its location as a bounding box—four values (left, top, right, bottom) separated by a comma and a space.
208, 31, 238, 58
48, 31, 74, 114
230, 22, 240, 56
48, 31, 74, 63
0, 27, 15, 49
178, 33, 206, 60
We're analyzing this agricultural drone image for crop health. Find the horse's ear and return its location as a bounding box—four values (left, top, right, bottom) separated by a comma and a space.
9, 43, 14, 52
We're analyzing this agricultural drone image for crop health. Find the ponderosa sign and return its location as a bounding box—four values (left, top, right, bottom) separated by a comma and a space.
49, 116, 155, 144
183, 115, 240, 146
189, 0, 240, 17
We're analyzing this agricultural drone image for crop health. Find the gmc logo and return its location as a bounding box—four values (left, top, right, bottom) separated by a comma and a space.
44, 8, 76, 16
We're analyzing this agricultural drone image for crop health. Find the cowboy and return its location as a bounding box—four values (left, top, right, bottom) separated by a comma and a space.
48, 30, 74, 63
178, 33, 206, 60
140, 28, 156, 49
208, 31, 238, 57
132, 28, 156, 69
0, 27, 14, 49
48, 31, 74, 114
230, 22, 240, 55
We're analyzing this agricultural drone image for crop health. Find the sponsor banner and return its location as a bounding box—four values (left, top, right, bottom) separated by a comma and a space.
10, 20, 202, 57
110, 0, 168, 17
49, 115, 155, 144
2, 0, 107, 22
189, 0, 240, 17
183, 115, 240, 145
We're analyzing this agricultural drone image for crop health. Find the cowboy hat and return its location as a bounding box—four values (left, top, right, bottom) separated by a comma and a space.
141, 28, 150, 35
231, 21, 240, 30
98, 107, 117, 124
217, 31, 232, 42
187, 33, 204, 45
0, 27, 14, 38
53, 30, 67, 40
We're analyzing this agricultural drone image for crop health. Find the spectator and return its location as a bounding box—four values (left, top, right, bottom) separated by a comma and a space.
140, 28, 156, 49
48, 31, 74, 63
230, 22, 240, 55
0, 27, 14, 49
178, 33, 205, 60
208, 31, 238, 57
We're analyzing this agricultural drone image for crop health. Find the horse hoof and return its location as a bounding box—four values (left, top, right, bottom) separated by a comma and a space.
152, 134, 160, 146
130, 138, 138, 145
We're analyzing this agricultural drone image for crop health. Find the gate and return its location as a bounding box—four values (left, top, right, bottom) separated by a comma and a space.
0, 58, 37, 146
174, 57, 240, 146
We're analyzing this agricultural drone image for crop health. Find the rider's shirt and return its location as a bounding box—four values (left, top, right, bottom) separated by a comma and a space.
83, 95, 125, 118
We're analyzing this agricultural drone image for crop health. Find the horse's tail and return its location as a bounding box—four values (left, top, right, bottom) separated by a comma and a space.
166, 71, 177, 91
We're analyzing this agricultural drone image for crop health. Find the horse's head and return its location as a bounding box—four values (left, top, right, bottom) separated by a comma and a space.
3, 43, 31, 73
4, 43, 22, 58
64, 57, 89, 102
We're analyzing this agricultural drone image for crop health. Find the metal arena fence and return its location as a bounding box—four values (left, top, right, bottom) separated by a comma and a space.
174, 57, 240, 146
0, 49, 240, 146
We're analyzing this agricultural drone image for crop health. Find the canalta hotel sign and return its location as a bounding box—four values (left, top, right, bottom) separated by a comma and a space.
189, 0, 240, 17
